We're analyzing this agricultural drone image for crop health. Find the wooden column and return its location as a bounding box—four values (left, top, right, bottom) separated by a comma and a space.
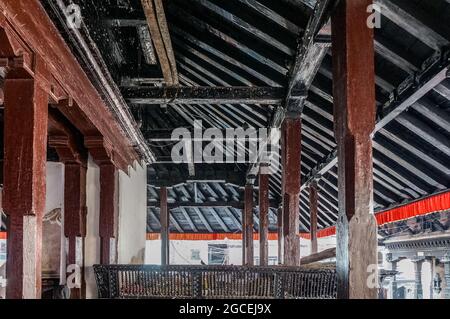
99, 163, 117, 265
64, 163, 87, 298
309, 182, 318, 255
259, 170, 269, 266
243, 185, 254, 266
411, 257, 424, 299
281, 117, 301, 266
49, 111, 88, 299
389, 258, 398, 299
3, 76, 48, 299
160, 187, 169, 265
441, 254, 450, 299
331, 0, 378, 299
277, 206, 283, 265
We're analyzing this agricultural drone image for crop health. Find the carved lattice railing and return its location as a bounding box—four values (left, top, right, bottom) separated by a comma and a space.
94, 265, 337, 299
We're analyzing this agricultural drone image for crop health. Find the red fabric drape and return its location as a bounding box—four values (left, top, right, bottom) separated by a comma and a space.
302, 191, 450, 239
300, 226, 336, 239
375, 191, 450, 225
147, 233, 279, 241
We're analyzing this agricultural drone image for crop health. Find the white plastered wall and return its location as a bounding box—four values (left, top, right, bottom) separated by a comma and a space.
117, 162, 147, 264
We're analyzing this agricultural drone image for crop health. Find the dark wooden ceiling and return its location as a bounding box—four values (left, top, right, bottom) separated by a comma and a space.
43, 0, 450, 234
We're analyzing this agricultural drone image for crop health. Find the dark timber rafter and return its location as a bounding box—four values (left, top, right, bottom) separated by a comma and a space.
141, 0, 179, 84
122, 86, 285, 105
151, 200, 279, 210
301, 49, 450, 192
246, 0, 335, 183
375, 0, 449, 52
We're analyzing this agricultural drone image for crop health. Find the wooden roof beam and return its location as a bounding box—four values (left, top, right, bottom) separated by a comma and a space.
301, 50, 450, 191
141, 0, 178, 85
246, 0, 335, 183
123, 86, 285, 105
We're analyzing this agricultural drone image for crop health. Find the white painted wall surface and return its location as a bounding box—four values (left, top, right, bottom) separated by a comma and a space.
117, 162, 147, 264
84, 155, 101, 299
43, 162, 65, 281
45, 162, 65, 214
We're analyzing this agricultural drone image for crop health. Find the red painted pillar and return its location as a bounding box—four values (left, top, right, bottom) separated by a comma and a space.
99, 163, 117, 265
64, 162, 87, 298
259, 170, 269, 266
281, 117, 301, 266
3, 77, 48, 299
309, 182, 318, 255
243, 185, 254, 266
160, 187, 169, 265
277, 206, 283, 265
332, 0, 378, 299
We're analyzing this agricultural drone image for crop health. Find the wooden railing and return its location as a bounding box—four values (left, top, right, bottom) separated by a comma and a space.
94, 265, 337, 299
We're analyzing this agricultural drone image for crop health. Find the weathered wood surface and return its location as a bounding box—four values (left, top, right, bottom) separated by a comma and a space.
122, 86, 285, 105
309, 182, 319, 254
259, 171, 269, 266
331, 0, 378, 299
0, 0, 137, 170
301, 248, 336, 265
99, 164, 117, 265
141, 0, 178, 84
281, 117, 301, 266
3, 76, 48, 299
243, 185, 254, 266
160, 187, 170, 266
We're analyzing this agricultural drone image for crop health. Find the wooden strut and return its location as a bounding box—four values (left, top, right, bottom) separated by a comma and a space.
141, 0, 178, 85
301, 248, 336, 265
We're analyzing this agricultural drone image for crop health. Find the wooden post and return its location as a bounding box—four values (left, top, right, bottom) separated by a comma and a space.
160, 187, 169, 265
259, 171, 269, 266
309, 182, 318, 255
48, 114, 88, 299
331, 0, 378, 298
277, 206, 283, 265
441, 254, 450, 299
3, 76, 48, 299
281, 117, 301, 266
99, 163, 117, 265
243, 185, 254, 266
411, 257, 424, 299
63, 163, 87, 298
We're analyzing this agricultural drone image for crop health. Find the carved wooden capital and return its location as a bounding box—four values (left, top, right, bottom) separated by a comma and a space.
85, 136, 114, 166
